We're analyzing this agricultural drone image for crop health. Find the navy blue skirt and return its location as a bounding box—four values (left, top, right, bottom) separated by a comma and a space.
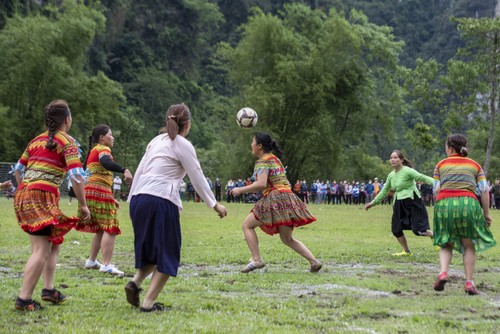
129, 194, 181, 276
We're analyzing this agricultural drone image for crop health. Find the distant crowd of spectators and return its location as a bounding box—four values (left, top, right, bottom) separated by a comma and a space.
179, 177, 262, 204
292, 179, 393, 205
106, 175, 500, 209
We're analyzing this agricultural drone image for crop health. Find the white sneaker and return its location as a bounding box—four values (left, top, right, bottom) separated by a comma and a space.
85, 259, 101, 269
99, 264, 124, 277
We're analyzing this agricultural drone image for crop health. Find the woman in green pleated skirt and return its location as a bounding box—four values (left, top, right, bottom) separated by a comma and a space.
432, 134, 495, 295
433, 197, 495, 254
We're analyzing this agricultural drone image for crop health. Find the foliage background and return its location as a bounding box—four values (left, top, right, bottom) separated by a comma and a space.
0, 0, 499, 181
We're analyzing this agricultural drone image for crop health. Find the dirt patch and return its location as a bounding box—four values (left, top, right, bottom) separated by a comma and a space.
290, 283, 394, 298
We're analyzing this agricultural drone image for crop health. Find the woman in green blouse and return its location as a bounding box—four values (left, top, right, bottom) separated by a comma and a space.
365, 150, 434, 256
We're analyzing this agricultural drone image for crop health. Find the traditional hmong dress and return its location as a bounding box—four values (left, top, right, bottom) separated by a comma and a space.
433, 154, 496, 254
76, 144, 120, 235
13, 131, 86, 244
251, 153, 316, 235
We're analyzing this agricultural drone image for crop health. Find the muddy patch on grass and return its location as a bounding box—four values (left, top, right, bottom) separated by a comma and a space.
289, 283, 394, 298
179, 262, 383, 277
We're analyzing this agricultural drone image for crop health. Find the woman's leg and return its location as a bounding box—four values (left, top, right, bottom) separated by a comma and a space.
132, 265, 157, 287
89, 230, 103, 261
42, 243, 61, 290
278, 226, 317, 265
462, 238, 476, 281
19, 235, 52, 300
242, 213, 263, 262
396, 235, 411, 253
438, 243, 454, 273
101, 231, 116, 265
143, 272, 170, 309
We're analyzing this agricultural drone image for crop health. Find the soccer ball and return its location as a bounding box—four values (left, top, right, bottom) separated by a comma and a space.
236, 107, 258, 128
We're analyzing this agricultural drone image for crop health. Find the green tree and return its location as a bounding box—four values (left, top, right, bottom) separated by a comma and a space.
219, 5, 404, 182
0, 2, 129, 163
450, 17, 500, 176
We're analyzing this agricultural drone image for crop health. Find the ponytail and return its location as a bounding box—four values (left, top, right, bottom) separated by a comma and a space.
254, 132, 283, 160
83, 124, 111, 169
392, 150, 413, 168
165, 103, 191, 140
83, 135, 93, 170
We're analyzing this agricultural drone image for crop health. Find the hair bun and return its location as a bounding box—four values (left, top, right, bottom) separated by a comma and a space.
460, 147, 468, 156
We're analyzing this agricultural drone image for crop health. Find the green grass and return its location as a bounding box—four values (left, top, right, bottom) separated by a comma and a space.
1, 197, 499, 333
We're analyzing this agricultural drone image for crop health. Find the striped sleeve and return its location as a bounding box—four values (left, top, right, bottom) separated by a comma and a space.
477, 167, 488, 193
61, 135, 86, 182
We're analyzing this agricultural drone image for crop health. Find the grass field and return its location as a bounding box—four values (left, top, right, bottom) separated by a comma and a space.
1, 197, 499, 333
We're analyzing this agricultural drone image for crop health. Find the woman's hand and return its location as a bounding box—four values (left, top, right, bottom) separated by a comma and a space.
230, 188, 241, 197
123, 169, 133, 184
0, 180, 12, 189
214, 203, 227, 218
80, 205, 91, 222
484, 213, 492, 227
114, 199, 121, 209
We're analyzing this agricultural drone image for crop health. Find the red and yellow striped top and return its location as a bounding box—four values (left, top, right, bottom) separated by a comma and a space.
17, 131, 83, 194
86, 144, 113, 188
433, 154, 486, 201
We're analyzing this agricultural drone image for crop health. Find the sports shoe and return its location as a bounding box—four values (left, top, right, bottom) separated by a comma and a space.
15, 297, 43, 311
140, 302, 166, 312
392, 251, 413, 257
310, 260, 323, 273
99, 264, 124, 277
41, 288, 70, 304
240, 259, 266, 273
433, 272, 449, 291
464, 282, 479, 295
85, 259, 101, 269
125, 281, 142, 307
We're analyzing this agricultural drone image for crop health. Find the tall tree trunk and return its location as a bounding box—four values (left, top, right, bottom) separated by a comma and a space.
485, 6, 500, 176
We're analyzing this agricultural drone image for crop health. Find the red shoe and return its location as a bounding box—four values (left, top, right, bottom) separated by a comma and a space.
464, 282, 479, 295
433, 272, 448, 291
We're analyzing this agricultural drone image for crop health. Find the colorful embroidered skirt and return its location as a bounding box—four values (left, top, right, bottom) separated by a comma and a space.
433, 196, 496, 254
14, 187, 77, 245
252, 190, 316, 235
75, 182, 120, 235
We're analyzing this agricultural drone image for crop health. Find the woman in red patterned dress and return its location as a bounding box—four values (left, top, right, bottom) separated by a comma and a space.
13, 100, 90, 311
231, 132, 322, 273
76, 125, 133, 276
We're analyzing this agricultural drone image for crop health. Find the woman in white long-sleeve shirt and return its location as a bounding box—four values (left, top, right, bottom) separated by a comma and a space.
125, 103, 227, 312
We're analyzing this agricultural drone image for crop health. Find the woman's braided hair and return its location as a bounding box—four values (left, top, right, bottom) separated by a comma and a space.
44, 100, 70, 150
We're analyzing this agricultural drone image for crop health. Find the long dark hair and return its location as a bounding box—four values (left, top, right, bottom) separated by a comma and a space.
44, 100, 70, 150
165, 103, 191, 140
83, 124, 111, 169
254, 132, 283, 160
392, 150, 413, 168
446, 133, 468, 157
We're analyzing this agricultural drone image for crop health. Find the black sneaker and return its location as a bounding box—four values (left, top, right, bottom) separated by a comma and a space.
124, 281, 142, 307
15, 297, 43, 311
41, 288, 70, 304
140, 302, 166, 312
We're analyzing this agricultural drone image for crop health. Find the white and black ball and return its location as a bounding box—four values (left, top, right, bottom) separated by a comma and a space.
236, 107, 258, 128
